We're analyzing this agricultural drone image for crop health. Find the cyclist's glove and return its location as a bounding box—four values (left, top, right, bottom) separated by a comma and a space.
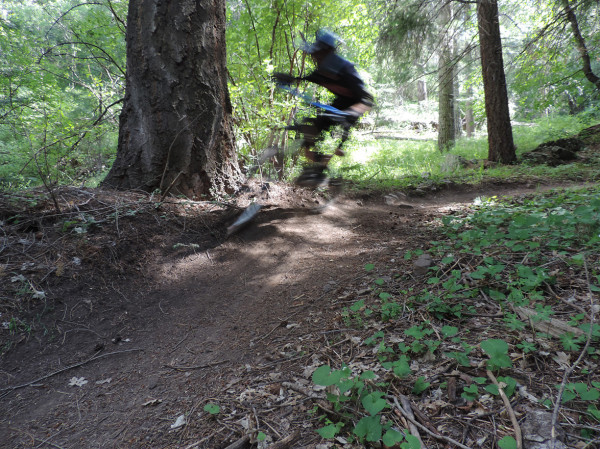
272, 72, 297, 85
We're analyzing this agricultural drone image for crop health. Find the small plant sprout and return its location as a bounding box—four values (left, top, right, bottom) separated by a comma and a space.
203, 403, 220, 415
480, 339, 512, 370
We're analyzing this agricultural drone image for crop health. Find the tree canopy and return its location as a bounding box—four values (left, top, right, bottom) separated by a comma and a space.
0, 0, 599, 192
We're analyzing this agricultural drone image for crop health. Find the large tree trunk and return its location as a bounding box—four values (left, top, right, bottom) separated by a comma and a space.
437, 2, 456, 152
477, 0, 515, 164
103, 0, 243, 198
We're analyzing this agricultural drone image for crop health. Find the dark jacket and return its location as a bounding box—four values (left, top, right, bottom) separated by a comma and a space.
303, 53, 373, 110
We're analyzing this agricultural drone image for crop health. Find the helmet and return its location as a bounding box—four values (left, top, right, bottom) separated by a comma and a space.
304, 29, 339, 54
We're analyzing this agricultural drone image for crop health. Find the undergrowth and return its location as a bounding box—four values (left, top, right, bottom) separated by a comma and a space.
310, 184, 600, 447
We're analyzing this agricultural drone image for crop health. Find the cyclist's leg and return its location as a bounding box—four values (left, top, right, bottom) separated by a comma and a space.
301, 113, 335, 166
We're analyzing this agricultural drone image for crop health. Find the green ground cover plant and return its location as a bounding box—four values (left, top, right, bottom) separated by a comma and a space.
311, 184, 600, 446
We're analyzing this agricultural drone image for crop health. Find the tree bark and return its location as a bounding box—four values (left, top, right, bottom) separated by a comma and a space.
477, 0, 515, 164
562, 0, 600, 93
103, 0, 243, 198
417, 80, 427, 102
437, 2, 456, 152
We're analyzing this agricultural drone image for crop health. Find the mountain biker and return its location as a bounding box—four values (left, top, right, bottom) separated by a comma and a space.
273, 29, 374, 186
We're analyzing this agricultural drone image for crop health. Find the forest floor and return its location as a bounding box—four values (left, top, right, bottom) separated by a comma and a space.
0, 159, 598, 448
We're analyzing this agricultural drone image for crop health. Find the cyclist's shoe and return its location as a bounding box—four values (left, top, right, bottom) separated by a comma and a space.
295, 166, 329, 188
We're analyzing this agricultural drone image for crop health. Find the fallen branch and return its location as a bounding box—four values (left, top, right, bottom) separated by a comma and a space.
550, 257, 597, 448
390, 395, 473, 449
515, 306, 584, 338
163, 360, 228, 371
0, 348, 143, 399
487, 370, 522, 449
266, 430, 300, 449
223, 435, 250, 449
398, 394, 427, 449
282, 381, 323, 399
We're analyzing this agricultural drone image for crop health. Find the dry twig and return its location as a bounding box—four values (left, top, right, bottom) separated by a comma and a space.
550, 258, 597, 448
487, 369, 522, 449
398, 394, 427, 449
0, 348, 143, 399
390, 395, 473, 449
266, 430, 300, 449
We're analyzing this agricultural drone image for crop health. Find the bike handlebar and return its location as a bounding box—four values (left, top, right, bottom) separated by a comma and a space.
275, 84, 350, 117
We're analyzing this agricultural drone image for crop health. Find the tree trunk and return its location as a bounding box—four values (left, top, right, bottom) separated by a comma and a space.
103, 0, 243, 198
464, 39, 476, 138
477, 0, 515, 164
562, 0, 600, 93
437, 2, 455, 152
465, 86, 475, 137
453, 51, 462, 139
417, 80, 427, 102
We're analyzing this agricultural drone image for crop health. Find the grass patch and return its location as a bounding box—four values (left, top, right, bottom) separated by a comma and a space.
323, 114, 600, 192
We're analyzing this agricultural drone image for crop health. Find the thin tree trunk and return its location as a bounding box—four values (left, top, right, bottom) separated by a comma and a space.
562, 0, 600, 92
437, 2, 455, 152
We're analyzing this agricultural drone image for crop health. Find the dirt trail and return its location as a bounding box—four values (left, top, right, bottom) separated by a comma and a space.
0, 181, 586, 448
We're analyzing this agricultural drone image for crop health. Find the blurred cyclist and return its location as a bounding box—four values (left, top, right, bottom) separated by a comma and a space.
273, 29, 374, 187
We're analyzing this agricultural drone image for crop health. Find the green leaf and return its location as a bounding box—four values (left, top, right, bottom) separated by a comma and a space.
480, 339, 512, 369
382, 356, 412, 378
445, 351, 471, 367
561, 390, 577, 403
484, 384, 499, 395
354, 415, 382, 442
312, 365, 343, 386
364, 263, 375, 272
317, 423, 340, 439
461, 384, 479, 401
359, 370, 376, 380
382, 428, 404, 446
498, 376, 517, 397
498, 435, 518, 449
362, 392, 387, 415
401, 434, 421, 449
588, 404, 600, 422
203, 403, 220, 415
257, 432, 266, 441
412, 376, 430, 394
350, 299, 365, 312
441, 326, 458, 338
574, 383, 600, 401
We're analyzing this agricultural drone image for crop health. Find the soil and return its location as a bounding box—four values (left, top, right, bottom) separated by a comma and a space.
0, 177, 597, 449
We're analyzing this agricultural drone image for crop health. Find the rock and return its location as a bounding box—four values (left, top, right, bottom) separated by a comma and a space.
384, 193, 414, 209
522, 138, 584, 166
413, 253, 433, 276
440, 154, 481, 172
322, 280, 337, 293
521, 409, 567, 449
578, 124, 600, 144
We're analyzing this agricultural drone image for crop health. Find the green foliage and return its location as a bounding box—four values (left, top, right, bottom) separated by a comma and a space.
311, 363, 419, 445
226, 0, 378, 178
0, 0, 125, 189
510, 2, 600, 121
498, 436, 518, 449
203, 403, 220, 415
480, 339, 512, 370
559, 382, 600, 404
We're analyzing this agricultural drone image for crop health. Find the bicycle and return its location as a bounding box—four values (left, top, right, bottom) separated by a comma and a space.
227, 84, 353, 236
